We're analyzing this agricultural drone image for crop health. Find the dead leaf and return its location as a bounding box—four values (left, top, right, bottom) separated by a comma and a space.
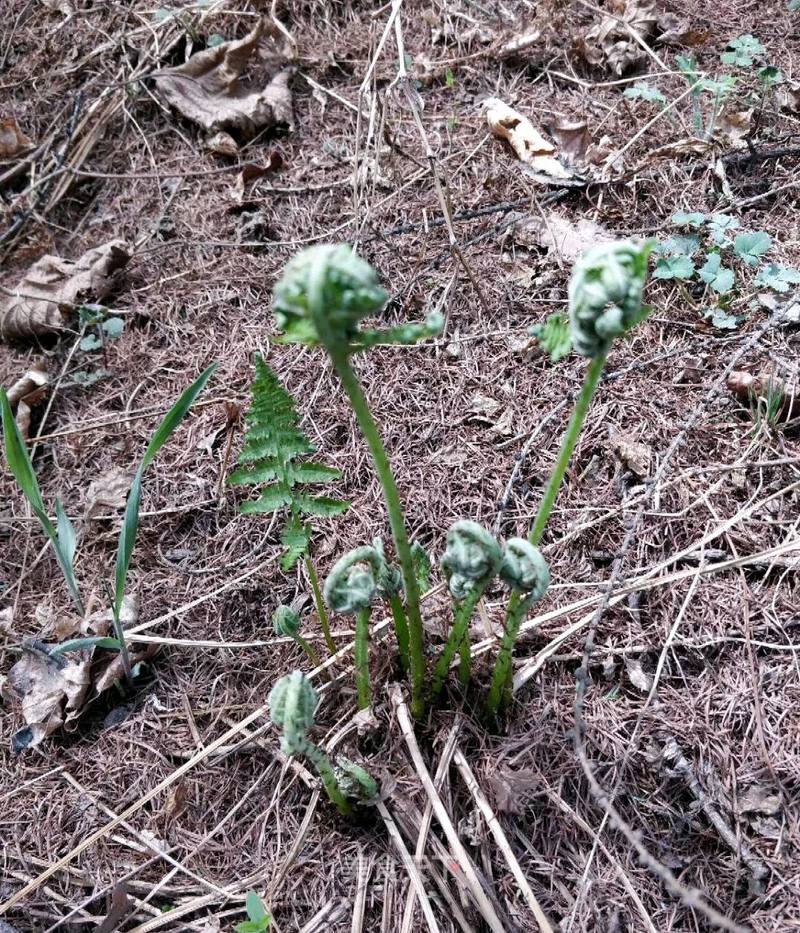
82, 595, 138, 639
205, 131, 239, 157
0, 607, 13, 637
509, 212, 614, 261
738, 786, 781, 817
776, 82, 800, 113
36, 602, 80, 641
229, 152, 283, 205
5, 365, 48, 440
625, 657, 653, 692
610, 432, 652, 476
96, 884, 132, 933
499, 30, 543, 59
84, 467, 132, 521
0, 116, 33, 161
548, 118, 590, 165
467, 393, 514, 437
0, 240, 129, 341
582, 0, 658, 76
39, 0, 74, 13
645, 137, 712, 163
154, 22, 293, 148
94, 642, 159, 695
715, 109, 752, 149
655, 12, 708, 48
482, 98, 579, 183
7, 642, 91, 750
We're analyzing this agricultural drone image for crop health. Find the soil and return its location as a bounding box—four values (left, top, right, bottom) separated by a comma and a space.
1, 1, 799, 931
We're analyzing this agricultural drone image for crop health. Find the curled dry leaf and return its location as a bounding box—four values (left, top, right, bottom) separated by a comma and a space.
738, 786, 781, 817
715, 109, 752, 149
610, 431, 652, 476
625, 657, 653, 692
482, 98, 583, 184
154, 21, 293, 149
5, 364, 48, 440
84, 467, 133, 521
7, 641, 92, 750
508, 211, 614, 261
548, 118, 590, 165
0, 239, 129, 341
655, 12, 708, 48
0, 116, 33, 161
727, 371, 800, 422
230, 152, 283, 205
581, 0, 657, 75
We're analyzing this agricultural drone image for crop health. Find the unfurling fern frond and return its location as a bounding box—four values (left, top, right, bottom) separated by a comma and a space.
230, 355, 349, 570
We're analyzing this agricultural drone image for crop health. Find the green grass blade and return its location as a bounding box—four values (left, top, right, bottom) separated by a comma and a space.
114, 364, 216, 617
49, 636, 122, 656
2, 389, 83, 612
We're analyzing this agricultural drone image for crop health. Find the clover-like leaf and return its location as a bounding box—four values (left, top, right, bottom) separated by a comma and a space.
655, 234, 701, 257
758, 65, 783, 87
531, 312, 572, 362
754, 263, 800, 293
623, 82, 667, 105
721, 34, 765, 68
734, 231, 772, 266
706, 213, 739, 246
653, 256, 695, 280
698, 253, 735, 294
671, 211, 706, 229
704, 307, 742, 330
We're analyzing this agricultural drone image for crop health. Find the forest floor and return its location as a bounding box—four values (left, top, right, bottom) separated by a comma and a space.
1, 0, 800, 930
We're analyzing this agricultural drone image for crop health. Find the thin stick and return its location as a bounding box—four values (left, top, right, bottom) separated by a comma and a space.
390, 686, 507, 933
453, 749, 554, 933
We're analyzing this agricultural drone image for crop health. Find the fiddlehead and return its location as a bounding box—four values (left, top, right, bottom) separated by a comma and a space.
272, 605, 321, 668
568, 241, 652, 359
323, 546, 380, 613
499, 539, 550, 600
440, 519, 503, 600
267, 671, 352, 815
432, 521, 503, 699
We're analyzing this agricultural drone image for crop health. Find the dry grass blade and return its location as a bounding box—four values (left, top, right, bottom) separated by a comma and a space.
390, 685, 507, 933
452, 748, 554, 933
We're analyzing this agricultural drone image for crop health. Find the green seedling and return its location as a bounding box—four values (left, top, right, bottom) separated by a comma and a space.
236, 892, 272, 933
230, 355, 349, 655
1, 365, 216, 674
272, 244, 442, 718
269, 671, 377, 815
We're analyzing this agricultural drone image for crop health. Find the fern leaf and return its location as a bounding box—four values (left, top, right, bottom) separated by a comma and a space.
280, 515, 312, 570
232, 356, 350, 564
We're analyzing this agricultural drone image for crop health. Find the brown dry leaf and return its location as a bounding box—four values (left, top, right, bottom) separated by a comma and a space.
715, 109, 752, 149
645, 137, 712, 163
95, 642, 159, 694
655, 12, 708, 48
84, 467, 132, 521
738, 786, 781, 817
229, 152, 283, 205
483, 98, 582, 184
510, 212, 614, 261
727, 371, 800, 422
625, 657, 653, 692
610, 432, 652, 476
7, 643, 92, 750
154, 22, 293, 148
548, 118, 590, 165
205, 130, 239, 157
39, 0, 74, 13
5, 364, 48, 440
0, 240, 129, 341
776, 82, 800, 113
0, 116, 34, 161
582, 0, 657, 75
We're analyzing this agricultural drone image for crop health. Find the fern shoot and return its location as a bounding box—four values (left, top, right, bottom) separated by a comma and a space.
230, 356, 349, 651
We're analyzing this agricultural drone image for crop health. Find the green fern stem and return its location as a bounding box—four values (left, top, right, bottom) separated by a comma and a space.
300, 738, 352, 816
487, 352, 608, 717
294, 634, 322, 669
458, 630, 471, 686
329, 349, 426, 719
431, 580, 488, 701
305, 556, 337, 656
354, 605, 372, 710
388, 593, 410, 671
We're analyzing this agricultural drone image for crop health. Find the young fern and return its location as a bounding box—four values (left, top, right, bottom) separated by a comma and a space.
268, 671, 376, 816
230, 355, 349, 653
272, 605, 321, 668
431, 521, 503, 700
272, 245, 442, 719
486, 240, 653, 717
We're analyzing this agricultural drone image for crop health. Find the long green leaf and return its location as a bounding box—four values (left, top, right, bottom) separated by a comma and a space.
114, 364, 216, 617
1, 389, 83, 611
49, 636, 122, 656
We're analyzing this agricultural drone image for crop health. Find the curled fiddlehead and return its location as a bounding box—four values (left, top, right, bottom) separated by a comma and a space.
432, 521, 503, 699
268, 670, 369, 816
499, 539, 550, 600
440, 520, 503, 600
324, 546, 382, 709
272, 605, 321, 668
568, 241, 653, 359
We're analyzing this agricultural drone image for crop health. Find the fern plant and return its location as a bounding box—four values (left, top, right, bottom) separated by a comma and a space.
230, 355, 349, 653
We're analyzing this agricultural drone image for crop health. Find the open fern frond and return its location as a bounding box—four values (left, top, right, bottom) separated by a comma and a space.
230, 355, 349, 570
